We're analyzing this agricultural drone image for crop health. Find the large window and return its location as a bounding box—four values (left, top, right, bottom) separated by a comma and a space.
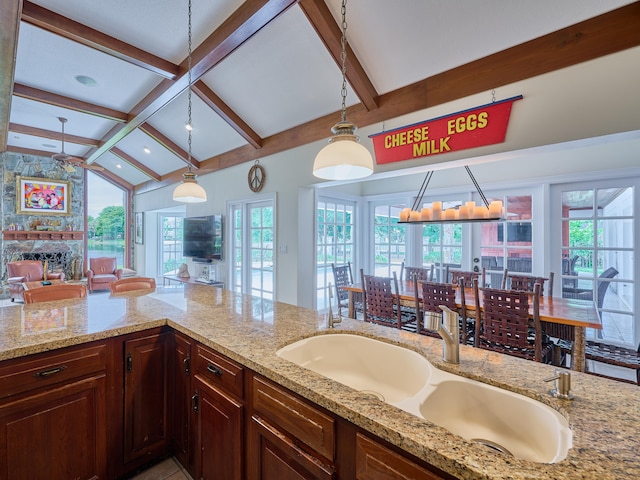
316, 198, 356, 310
372, 203, 406, 278
87, 172, 126, 267
229, 198, 275, 300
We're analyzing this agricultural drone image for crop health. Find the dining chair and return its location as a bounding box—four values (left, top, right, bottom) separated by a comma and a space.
403, 264, 434, 283
502, 270, 554, 296
414, 278, 471, 344
360, 270, 415, 330
23, 284, 87, 304
474, 282, 552, 363
585, 341, 640, 385
110, 277, 157, 293
446, 267, 485, 288
331, 262, 362, 318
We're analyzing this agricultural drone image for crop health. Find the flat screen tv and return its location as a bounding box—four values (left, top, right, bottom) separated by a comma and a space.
183, 215, 223, 260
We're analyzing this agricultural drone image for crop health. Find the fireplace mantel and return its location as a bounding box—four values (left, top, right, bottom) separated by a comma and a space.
2, 230, 85, 241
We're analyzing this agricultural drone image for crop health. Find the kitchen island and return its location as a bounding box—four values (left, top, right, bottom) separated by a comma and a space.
0, 284, 637, 479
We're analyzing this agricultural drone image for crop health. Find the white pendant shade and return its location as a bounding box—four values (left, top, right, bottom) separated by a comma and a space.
173, 172, 207, 203
313, 136, 374, 180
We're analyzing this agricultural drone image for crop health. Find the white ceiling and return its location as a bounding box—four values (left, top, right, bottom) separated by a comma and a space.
1, 0, 638, 190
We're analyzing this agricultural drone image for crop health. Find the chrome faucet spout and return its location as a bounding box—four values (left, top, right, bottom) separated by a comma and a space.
326, 282, 342, 328
430, 306, 459, 364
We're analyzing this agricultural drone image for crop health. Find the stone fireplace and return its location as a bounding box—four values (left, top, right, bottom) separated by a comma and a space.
2, 242, 83, 283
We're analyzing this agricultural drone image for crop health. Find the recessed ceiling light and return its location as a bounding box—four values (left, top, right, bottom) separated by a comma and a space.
75, 75, 98, 87
116, 164, 122, 169
185, 123, 193, 131
42, 143, 57, 149
143, 146, 151, 154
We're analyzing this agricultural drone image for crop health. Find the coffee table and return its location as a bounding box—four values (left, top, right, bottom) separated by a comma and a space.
22, 279, 66, 291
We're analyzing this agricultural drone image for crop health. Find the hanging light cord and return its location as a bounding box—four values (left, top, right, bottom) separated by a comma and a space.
339, 0, 348, 123
186, 0, 193, 173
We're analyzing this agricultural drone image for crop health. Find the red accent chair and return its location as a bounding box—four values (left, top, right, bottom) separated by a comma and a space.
7, 260, 65, 302
110, 277, 156, 293
85, 257, 123, 292
23, 284, 87, 304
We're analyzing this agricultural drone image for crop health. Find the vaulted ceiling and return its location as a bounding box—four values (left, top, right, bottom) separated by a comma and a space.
1, 0, 639, 194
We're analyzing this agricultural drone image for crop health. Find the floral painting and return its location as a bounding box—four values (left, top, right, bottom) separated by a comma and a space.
16, 176, 71, 215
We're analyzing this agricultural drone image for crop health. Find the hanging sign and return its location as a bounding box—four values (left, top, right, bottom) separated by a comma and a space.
369, 95, 522, 165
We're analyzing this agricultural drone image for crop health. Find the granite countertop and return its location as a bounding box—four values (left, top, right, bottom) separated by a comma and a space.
0, 284, 637, 480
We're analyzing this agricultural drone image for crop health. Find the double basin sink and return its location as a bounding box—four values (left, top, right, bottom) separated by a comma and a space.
276, 333, 572, 464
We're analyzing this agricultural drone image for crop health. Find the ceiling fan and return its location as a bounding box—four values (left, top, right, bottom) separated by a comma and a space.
51, 117, 104, 172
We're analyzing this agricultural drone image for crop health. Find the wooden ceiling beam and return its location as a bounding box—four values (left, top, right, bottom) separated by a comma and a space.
192, 81, 262, 149
13, 83, 128, 122
85, 0, 298, 165
21, 1, 179, 79
136, 2, 640, 194
9, 122, 100, 147
298, 0, 378, 111
111, 147, 162, 182
0, 0, 21, 151
138, 123, 201, 169
91, 167, 134, 191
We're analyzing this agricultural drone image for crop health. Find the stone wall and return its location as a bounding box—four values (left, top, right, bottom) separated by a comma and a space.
1, 152, 85, 284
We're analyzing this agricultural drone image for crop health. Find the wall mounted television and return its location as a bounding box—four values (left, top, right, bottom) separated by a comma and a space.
183, 215, 223, 260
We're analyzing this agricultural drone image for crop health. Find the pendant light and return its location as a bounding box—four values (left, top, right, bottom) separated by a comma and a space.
313, 0, 373, 180
173, 0, 207, 203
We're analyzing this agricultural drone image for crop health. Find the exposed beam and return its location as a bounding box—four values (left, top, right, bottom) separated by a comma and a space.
138, 123, 201, 169
21, 1, 179, 79
111, 147, 162, 182
85, 0, 298, 165
0, 0, 22, 151
13, 84, 128, 122
298, 0, 378, 111
9, 123, 100, 147
92, 167, 134, 191
192, 81, 263, 149
135, 2, 640, 194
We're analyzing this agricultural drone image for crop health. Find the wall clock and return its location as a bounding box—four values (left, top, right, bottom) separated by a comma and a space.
248, 161, 266, 192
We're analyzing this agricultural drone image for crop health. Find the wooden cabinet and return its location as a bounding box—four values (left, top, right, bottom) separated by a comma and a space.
123, 330, 171, 465
0, 342, 108, 480
192, 343, 245, 480
172, 331, 193, 473
248, 375, 336, 480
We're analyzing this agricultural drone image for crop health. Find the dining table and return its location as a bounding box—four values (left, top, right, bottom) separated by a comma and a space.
342, 281, 602, 372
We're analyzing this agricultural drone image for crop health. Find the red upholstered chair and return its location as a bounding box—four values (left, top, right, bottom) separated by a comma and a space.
85, 257, 123, 292
23, 284, 87, 304
110, 277, 156, 293
7, 260, 65, 302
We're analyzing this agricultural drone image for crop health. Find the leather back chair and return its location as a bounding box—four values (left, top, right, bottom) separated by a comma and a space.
23, 284, 87, 304
85, 257, 123, 292
7, 260, 65, 302
110, 277, 156, 293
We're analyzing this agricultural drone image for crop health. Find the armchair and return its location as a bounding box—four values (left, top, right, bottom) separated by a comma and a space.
7, 260, 65, 302
85, 257, 123, 292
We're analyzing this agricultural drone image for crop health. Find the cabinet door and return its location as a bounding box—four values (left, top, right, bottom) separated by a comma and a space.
355, 433, 447, 480
173, 332, 192, 472
193, 376, 244, 480
248, 415, 334, 480
0, 375, 107, 480
123, 331, 171, 464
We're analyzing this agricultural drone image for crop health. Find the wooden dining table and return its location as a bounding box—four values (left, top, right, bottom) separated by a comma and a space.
342, 281, 602, 372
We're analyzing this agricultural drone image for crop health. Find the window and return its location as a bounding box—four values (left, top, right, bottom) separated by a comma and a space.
229, 198, 275, 300
160, 215, 184, 275
372, 203, 406, 278
87, 172, 126, 268
316, 198, 356, 310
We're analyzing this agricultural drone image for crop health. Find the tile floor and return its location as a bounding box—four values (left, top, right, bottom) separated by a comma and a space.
129, 458, 192, 480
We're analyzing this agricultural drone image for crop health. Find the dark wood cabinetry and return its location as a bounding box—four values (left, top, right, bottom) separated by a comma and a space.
192, 343, 245, 480
0, 342, 108, 480
123, 329, 172, 465
172, 331, 193, 473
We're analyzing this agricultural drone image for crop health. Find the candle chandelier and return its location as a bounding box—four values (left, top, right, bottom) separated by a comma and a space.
398, 166, 504, 224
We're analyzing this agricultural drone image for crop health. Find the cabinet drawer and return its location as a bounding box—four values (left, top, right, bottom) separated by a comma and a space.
0, 342, 107, 399
252, 376, 335, 461
194, 344, 244, 399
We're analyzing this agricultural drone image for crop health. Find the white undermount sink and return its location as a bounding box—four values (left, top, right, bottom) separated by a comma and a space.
276, 333, 573, 464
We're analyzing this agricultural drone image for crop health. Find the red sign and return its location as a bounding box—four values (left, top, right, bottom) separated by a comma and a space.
369, 96, 522, 165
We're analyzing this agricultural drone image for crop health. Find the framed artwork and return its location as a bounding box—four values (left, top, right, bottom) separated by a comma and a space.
16, 176, 71, 215
135, 212, 144, 244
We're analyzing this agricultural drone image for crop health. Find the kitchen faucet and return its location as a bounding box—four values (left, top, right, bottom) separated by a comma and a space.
425, 306, 459, 364
326, 282, 342, 328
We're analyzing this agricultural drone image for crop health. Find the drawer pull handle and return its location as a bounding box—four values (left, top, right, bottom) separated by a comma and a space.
207, 363, 222, 376
33, 365, 67, 378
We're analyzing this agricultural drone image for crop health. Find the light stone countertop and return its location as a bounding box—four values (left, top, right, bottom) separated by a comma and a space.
0, 284, 638, 480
